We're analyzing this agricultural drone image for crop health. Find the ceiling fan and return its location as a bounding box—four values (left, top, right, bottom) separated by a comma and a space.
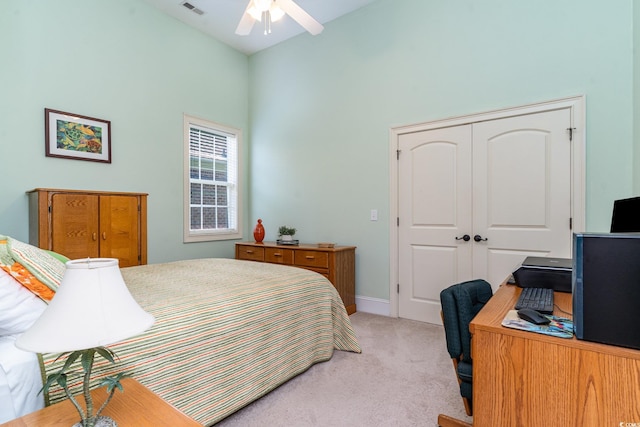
235, 0, 324, 36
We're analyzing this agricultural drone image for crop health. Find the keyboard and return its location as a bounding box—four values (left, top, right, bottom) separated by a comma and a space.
515, 287, 554, 314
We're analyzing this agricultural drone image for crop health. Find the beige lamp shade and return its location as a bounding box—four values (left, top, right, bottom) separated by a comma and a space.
16, 258, 154, 353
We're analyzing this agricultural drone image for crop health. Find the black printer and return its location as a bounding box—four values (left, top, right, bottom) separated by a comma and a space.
512, 256, 572, 293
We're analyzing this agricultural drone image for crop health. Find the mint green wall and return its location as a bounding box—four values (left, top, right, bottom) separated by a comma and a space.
2, 1, 636, 304
0, 0, 249, 262
249, 0, 635, 300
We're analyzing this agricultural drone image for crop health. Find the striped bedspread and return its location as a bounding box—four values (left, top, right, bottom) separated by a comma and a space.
40, 258, 361, 425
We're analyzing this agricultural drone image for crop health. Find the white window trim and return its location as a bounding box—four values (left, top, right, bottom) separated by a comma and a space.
183, 114, 243, 243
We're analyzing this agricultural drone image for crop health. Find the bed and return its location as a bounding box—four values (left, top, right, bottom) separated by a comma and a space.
0, 236, 361, 425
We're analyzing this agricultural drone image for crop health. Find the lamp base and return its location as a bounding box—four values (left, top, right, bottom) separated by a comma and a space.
72, 416, 117, 427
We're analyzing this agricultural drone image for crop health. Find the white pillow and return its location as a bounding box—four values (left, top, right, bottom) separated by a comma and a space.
0, 269, 46, 336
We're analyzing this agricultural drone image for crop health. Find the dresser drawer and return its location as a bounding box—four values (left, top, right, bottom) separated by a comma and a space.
236, 245, 265, 261
294, 250, 329, 269
235, 242, 356, 315
265, 247, 293, 264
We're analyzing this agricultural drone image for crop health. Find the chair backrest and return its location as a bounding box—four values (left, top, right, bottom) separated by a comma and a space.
440, 279, 493, 362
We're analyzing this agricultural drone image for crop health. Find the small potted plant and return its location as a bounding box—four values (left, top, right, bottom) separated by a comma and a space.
278, 226, 297, 242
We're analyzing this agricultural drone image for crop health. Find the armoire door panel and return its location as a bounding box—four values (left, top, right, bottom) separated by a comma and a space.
100, 195, 140, 267
50, 193, 99, 259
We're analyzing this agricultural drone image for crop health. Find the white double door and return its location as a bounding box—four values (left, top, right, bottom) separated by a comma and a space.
398, 108, 573, 324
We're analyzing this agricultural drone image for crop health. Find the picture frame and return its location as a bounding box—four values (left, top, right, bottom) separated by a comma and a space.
45, 108, 111, 163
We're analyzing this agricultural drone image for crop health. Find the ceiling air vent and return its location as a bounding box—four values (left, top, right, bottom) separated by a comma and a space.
181, 2, 204, 15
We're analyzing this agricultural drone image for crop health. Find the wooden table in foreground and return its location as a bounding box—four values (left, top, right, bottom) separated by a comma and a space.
470, 284, 640, 427
0, 378, 201, 427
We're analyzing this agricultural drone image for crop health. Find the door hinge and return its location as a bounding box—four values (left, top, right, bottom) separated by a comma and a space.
567, 127, 576, 142
397, 149, 401, 160
397, 283, 400, 294
570, 217, 573, 230
397, 217, 400, 227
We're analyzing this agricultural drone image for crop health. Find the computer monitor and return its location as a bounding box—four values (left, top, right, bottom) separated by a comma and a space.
610, 196, 640, 232
573, 232, 640, 349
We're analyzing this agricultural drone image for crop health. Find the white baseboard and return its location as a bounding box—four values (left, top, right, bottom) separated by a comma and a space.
354, 295, 390, 317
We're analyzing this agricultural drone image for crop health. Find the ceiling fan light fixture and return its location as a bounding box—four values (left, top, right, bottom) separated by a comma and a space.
236, 0, 324, 37
254, 0, 272, 13
269, 6, 285, 22
247, 5, 262, 21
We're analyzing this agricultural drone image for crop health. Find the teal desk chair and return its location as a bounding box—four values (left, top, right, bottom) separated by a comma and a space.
438, 279, 493, 426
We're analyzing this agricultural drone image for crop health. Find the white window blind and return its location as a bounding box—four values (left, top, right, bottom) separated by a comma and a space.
184, 115, 241, 242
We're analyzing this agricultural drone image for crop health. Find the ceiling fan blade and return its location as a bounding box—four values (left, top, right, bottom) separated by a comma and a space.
275, 0, 324, 35
235, 1, 256, 35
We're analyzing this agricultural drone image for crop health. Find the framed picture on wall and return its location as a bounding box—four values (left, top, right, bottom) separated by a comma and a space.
45, 108, 111, 163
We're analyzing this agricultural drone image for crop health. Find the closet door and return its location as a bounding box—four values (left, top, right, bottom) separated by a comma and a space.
472, 109, 572, 285
50, 193, 100, 259
397, 108, 573, 323
398, 126, 473, 324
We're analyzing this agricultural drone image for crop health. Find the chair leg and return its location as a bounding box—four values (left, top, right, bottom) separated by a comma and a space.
450, 358, 473, 416
462, 396, 472, 417
437, 413, 472, 427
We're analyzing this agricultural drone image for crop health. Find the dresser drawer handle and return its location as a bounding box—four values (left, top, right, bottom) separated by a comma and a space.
305, 256, 315, 260
274, 253, 282, 257
246, 250, 254, 254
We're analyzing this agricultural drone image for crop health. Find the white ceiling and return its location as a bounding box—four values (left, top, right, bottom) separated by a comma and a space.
142, 0, 378, 55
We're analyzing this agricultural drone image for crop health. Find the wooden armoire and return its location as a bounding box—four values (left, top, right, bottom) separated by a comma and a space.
27, 188, 147, 267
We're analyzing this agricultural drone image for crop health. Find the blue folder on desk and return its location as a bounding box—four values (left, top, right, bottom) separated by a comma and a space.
501, 310, 573, 338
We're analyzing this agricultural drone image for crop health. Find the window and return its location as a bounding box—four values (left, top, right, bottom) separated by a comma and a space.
184, 115, 242, 242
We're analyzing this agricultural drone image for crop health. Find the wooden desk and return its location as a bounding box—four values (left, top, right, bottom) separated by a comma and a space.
470, 284, 640, 427
0, 378, 201, 427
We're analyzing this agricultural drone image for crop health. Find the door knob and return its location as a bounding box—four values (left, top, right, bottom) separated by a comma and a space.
455, 234, 471, 242
474, 234, 488, 242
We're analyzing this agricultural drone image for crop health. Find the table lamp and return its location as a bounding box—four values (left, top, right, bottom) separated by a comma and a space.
16, 258, 154, 427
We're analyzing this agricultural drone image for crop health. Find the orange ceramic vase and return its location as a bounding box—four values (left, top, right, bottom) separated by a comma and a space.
253, 219, 265, 243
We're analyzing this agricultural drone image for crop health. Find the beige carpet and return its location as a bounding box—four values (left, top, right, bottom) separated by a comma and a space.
215, 312, 473, 426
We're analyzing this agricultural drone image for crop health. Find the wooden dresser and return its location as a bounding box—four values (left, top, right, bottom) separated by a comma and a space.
235, 241, 356, 314
27, 188, 147, 267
